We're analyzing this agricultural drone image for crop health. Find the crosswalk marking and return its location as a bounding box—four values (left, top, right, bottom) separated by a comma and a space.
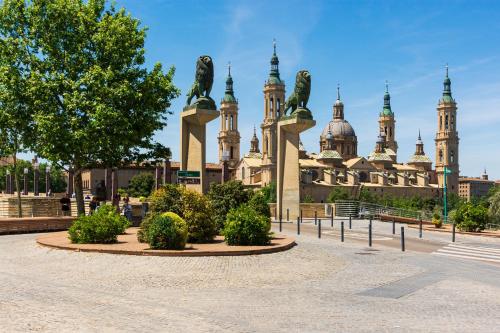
433, 243, 500, 264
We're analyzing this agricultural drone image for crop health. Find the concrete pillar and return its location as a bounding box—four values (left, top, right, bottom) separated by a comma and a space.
277, 117, 315, 221
180, 106, 219, 193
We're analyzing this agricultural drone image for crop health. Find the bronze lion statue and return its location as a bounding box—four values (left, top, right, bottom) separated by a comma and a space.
186, 55, 215, 108
283, 70, 311, 117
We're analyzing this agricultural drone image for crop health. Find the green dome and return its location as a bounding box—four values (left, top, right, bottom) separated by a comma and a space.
223, 93, 237, 103
380, 83, 394, 116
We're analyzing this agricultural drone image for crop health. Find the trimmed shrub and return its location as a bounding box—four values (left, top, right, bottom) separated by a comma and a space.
454, 202, 489, 232
207, 181, 251, 231
223, 204, 272, 246
149, 184, 183, 216
181, 188, 217, 242
248, 191, 271, 218
146, 212, 188, 250
68, 204, 130, 244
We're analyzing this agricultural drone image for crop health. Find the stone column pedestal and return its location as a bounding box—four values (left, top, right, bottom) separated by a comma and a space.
277, 116, 315, 221
180, 105, 219, 193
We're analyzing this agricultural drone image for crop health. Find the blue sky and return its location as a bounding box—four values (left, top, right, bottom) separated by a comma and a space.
116, 0, 500, 180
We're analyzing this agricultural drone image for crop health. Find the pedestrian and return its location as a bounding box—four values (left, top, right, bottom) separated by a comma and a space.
89, 196, 98, 215
60, 193, 71, 216
121, 197, 133, 222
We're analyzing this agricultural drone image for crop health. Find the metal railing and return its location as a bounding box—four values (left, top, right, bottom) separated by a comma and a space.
334, 200, 427, 220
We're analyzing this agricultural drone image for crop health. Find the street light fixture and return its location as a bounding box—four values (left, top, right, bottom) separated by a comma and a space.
23, 168, 29, 195
221, 150, 230, 183
33, 159, 40, 196
45, 165, 51, 197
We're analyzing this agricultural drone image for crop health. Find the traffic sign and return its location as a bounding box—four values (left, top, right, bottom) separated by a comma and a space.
177, 170, 200, 178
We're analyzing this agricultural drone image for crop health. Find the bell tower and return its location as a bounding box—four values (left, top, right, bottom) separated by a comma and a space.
218, 62, 241, 168
261, 40, 285, 186
435, 65, 459, 193
378, 82, 398, 158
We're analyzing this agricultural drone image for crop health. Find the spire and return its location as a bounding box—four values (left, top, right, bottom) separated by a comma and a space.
441, 63, 453, 103
267, 38, 282, 85
250, 125, 260, 153
337, 83, 340, 101
333, 83, 344, 120
415, 130, 424, 155
381, 81, 393, 116
222, 61, 236, 103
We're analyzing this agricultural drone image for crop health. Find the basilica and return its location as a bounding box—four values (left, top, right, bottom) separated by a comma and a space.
218, 44, 459, 202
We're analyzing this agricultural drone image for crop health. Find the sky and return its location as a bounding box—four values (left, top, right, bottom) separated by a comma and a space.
114, 0, 500, 180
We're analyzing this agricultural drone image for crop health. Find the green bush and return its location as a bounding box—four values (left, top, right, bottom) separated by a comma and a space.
248, 191, 271, 218
146, 212, 188, 250
127, 172, 155, 198
207, 180, 251, 231
149, 184, 183, 216
68, 205, 130, 244
137, 212, 156, 243
327, 187, 350, 203
181, 188, 217, 242
302, 194, 314, 203
488, 191, 500, 225
261, 181, 277, 203
223, 204, 271, 246
454, 202, 489, 232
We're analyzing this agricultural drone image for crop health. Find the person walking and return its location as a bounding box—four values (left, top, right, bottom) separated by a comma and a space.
121, 197, 133, 222
89, 196, 98, 215
59, 193, 71, 216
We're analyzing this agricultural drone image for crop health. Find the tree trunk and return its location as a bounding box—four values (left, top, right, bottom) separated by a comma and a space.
12, 154, 22, 218
74, 169, 85, 216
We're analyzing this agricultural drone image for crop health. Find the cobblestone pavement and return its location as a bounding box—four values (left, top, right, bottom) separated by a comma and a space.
1, 227, 499, 332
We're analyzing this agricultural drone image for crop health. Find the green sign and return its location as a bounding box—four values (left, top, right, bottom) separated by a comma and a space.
177, 170, 200, 178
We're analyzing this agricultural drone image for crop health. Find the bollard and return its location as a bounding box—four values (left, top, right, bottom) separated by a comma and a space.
300, 209, 303, 224
419, 218, 423, 239
392, 218, 395, 235
452, 223, 456, 242
318, 219, 321, 238
297, 217, 300, 235
279, 215, 282, 232
368, 219, 372, 247
331, 213, 333, 227
287, 208, 289, 222
341, 221, 344, 242
314, 211, 317, 225
349, 215, 352, 229
401, 226, 405, 252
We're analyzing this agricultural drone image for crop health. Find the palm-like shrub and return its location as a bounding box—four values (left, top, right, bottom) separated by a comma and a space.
146, 212, 188, 250
223, 204, 271, 246
68, 205, 130, 244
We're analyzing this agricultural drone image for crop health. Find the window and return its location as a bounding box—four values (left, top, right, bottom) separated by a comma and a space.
277, 99, 281, 118
230, 115, 234, 130
242, 167, 245, 180
439, 150, 443, 163
440, 115, 442, 130
384, 126, 387, 135
450, 150, 454, 163
451, 115, 455, 130
445, 114, 449, 130
270, 97, 274, 115
389, 127, 392, 138
230, 146, 234, 159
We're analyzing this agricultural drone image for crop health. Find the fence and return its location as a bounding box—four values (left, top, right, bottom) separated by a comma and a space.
334, 200, 427, 220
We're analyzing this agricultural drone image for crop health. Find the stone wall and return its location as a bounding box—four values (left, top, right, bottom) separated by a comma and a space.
269, 203, 332, 219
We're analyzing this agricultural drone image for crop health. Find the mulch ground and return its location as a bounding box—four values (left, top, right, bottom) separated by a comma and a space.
36, 227, 296, 256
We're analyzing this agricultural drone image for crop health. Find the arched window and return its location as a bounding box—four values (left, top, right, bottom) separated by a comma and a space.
264, 136, 268, 153
440, 115, 443, 130
230, 146, 234, 159
439, 149, 443, 162
450, 150, 454, 163
389, 127, 392, 138
277, 98, 281, 118
445, 114, 449, 130
230, 115, 234, 130
384, 126, 387, 135
270, 97, 274, 116
451, 115, 455, 130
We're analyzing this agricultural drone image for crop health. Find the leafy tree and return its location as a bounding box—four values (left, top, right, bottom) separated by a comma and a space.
127, 172, 155, 198
327, 186, 350, 203
248, 191, 271, 218
148, 184, 183, 216
207, 180, 251, 231
453, 202, 489, 232
0, 0, 179, 215
302, 194, 314, 203
261, 181, 277, 204
488, 191, 500, 226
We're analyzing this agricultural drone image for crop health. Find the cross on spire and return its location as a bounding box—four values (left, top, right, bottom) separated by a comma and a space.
337, 83, 340, 100
227, 61, 231, 76
273, 38, 276, 55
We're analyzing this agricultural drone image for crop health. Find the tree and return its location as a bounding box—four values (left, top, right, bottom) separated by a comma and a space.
453, 202, 489, 232
327, 187, 350, 203
0, 0, 179, 215
261, 181, 277, 204
127, 172, 155, 198
207, 180, 252, 231
488, 191, 500, 226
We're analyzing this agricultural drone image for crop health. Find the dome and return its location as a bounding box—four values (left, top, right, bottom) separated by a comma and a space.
321, 119, 356, 138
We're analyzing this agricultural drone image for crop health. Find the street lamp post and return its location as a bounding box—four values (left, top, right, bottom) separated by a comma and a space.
221, 150, 230, 184
33, 160, 39, 196
443, 166, 451, 224
23, 168, 28, 195
163, 152, 172, 186
6, 169, 11, 194
45, 165, 51, 196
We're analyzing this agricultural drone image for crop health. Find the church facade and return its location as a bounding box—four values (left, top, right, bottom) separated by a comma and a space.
228, 44, 459, 201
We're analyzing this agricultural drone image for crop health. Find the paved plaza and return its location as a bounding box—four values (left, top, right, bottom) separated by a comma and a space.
1, 220, 499, 332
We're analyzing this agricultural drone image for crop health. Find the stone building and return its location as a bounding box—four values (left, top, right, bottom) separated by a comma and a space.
458, 170, 496, 201
435, 66, 460, 194
378, 83, 398, 161
319, 85, 358, 161
260, 41, 285, 186
217, 64, 241, 168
